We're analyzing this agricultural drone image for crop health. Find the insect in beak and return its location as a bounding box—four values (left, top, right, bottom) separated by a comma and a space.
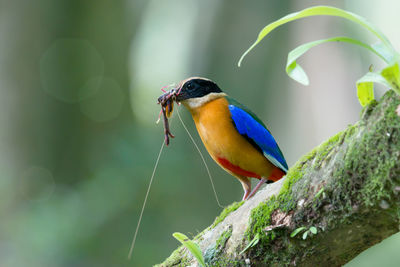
157, 85, 181, 145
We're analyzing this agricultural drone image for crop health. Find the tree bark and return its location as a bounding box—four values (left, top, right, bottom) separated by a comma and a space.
158, 90, 400, 267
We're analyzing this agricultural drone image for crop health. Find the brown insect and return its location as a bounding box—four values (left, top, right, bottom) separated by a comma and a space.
157, 85, 181, 145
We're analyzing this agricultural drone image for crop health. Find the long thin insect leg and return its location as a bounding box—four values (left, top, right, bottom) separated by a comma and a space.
176, 107, 225, 209
128, 139, 166, 260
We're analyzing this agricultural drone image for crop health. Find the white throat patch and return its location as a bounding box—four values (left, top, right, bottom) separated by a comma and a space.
182, 92, 227, 109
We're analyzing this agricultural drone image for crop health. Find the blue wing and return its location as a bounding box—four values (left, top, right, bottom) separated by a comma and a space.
228, 104, 288, 173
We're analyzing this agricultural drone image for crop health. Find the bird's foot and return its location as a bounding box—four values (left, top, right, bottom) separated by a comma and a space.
242, 189, 251, 201
244, 178, 267, 200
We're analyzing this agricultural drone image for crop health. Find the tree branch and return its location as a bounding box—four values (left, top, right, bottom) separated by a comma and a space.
158, 90, 400, 267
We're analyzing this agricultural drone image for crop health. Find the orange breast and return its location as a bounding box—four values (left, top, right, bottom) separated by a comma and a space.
187, 97, 275, 179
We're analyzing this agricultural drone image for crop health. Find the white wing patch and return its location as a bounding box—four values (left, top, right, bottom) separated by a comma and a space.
264, 152, 288, 173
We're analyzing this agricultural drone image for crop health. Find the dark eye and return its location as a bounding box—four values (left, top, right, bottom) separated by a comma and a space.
186, 82, 194, 91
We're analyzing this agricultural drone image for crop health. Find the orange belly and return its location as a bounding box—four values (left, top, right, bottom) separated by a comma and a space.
186, 97, 276, 179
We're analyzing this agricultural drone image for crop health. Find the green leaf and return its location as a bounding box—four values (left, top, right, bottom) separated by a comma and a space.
238, 5, 398, 67
309, 226, 318, 235
286, 36, 389, 86
381, 62, 400, 94
173, 232, 206, 267
240, 233, 260, 254
356, 71, 391, 106
314, 188, 324, 199
302, 230, 309, 240
290, 226, 306, 238
372, 42, 398, 63
286, 60, 309, 86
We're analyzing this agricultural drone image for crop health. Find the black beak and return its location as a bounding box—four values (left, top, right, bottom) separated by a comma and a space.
174, 86, 185, 102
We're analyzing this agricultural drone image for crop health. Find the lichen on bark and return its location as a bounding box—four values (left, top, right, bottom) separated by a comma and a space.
157, 90, 400, 267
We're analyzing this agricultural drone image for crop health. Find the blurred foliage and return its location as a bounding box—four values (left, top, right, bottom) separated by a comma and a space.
239, 5, 400, 107
0, 0, 399, 266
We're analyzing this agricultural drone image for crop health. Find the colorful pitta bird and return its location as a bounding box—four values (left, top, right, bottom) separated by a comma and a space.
174, 77, 288, 200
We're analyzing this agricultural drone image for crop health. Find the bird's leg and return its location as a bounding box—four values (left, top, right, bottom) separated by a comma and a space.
245, 178, 267, 200
239, 177, 251, 201
242, 188, 251, 201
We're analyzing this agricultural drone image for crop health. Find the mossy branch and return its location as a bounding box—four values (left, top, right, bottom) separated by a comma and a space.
158, 91, 400, 267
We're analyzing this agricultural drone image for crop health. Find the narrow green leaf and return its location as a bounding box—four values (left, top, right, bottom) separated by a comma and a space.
173, 232, 206, 267
286, 36, 389, 85
372, 42, 398, 63
240, 233, 260, 254
381, 62, 400, 94
314, 188, 324, 199
290, 226, 306, 238
356, 71, 391, 106
286, 61, 309, 86
302, 230, 309, 240
238, 5, 397, 67
309, 227, 318, 235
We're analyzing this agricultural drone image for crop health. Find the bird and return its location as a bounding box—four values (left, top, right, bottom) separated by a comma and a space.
174, 77, 288, 200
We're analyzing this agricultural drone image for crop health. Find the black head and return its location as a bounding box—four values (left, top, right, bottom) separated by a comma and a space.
175, 77, 222, 102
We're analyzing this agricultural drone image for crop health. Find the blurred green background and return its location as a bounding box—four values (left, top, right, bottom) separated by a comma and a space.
1, 0, 399, 266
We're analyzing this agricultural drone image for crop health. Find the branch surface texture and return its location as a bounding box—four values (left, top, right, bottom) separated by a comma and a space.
158, 90, 400, 267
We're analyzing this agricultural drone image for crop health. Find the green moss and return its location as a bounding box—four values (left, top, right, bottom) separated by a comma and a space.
358, 100, 400, 206
159, 201, 243, 266
345, 124, 358, 140
278, 158, 308, 210
211, 201, 244, 228
245, 157, 308, 243
244, 118, 365, 253
193, 227, 210, 242
158, 202, 242, 266
331, 91, 400, 208
246, 196, 279, 241
215, 226, 233, 249
204, 251, 242, 267
205, 226, 235, 266
313, 131, 342, 166
155, 245, 189, 267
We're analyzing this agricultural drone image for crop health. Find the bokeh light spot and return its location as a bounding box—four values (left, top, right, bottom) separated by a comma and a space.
40, 38, 104, 103
80, 77, 125, 122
